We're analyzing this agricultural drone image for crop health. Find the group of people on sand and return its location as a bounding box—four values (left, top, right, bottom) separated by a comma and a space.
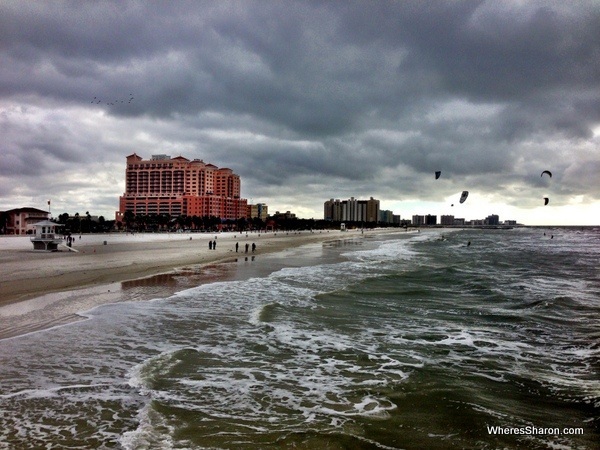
207, 238, 256, 253
234, 242, 256, 253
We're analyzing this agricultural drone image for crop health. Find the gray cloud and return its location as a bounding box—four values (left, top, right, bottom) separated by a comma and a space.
1, 1, 599, 223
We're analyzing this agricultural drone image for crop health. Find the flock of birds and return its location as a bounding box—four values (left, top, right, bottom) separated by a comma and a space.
435, 169, 553, 206
90, 94, 134, 106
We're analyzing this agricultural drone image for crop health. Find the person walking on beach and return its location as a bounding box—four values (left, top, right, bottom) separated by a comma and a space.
245, 243, 249, 253
252, 243, 256, 253
209, 240, 213, 250
213, 240, 217, 250
235, 242, 239, 253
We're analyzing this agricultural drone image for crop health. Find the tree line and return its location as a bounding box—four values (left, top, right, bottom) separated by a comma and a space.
58, 211, 399, 233
0, 209, 403, 235
55, 212, 114, 234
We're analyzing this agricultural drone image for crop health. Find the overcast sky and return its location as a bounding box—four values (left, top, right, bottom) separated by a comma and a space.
1, 1, 599, 225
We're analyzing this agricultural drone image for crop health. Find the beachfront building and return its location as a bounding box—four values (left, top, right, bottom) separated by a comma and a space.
2, 207, 50, 235
412, 214, 437, 226
412, 215, 425, 226
324, 199, 342, 221
440, 215, 454, 226
425, 214, 437, 225
324, 197, 380, 223
116, 154, 248, 221
380, 209, 400, 224
271, 210, 296, 220
247, 203, 268, 221
485, 214, 500, 226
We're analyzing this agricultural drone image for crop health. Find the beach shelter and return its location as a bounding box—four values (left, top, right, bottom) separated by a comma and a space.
30, 220, 64, 251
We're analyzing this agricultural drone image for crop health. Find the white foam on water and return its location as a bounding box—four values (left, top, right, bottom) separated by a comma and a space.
346, 236, 419, 263
0, 383, 116, 401
248, 301, 277, 326
2, 228, 597, 448
119, 403, 175, 450
343, 433, 405, 450
119, 291, 415, 439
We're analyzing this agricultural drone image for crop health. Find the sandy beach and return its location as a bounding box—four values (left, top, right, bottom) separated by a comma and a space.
0, 228, 400, 339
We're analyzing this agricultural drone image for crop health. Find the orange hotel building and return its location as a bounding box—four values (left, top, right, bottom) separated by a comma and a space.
116, 153, 247, 221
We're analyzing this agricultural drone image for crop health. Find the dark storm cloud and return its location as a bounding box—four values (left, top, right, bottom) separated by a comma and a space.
1, 0, 599, 220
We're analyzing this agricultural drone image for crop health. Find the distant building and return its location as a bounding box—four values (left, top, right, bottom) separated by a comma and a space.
453, 218, 465, 226
271, 210, 296, 220
411, 214, 437, 226
248, 203, 268, 221
467, 219, 485, 226
365, 197, 380, 223
425, 214, 437, 225
2, 207, 50, 235
412, 215, 425, 226
440, 215, 454, 226
485, 214, 500, 226
117, 153, 247, 221
324, 197, 380, 223
379, 209, 394, 224
324, 199, 341, 221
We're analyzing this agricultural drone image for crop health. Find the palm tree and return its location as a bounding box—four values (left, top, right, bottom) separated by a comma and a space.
176, 215, 187, 230
236, 217, 247, 232
74, 212, 80, 234
123, 211, 135, 231
192, 215, 202, 230
58, 213, 70, 224
82, 211, 92, 233
135, 213, 149, 231
157, 213, 171, 231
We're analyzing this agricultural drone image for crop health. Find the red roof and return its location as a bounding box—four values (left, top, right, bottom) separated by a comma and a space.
5, 207, 49, 214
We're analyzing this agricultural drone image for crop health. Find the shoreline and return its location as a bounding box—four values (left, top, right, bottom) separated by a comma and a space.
0, 229, 406, 340
0, 230, 342, 307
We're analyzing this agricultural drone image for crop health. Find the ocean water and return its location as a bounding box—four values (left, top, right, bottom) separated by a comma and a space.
0, 228, 598, 449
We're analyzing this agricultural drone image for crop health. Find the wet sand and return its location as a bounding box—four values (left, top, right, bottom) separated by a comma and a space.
0, 229, 398, 339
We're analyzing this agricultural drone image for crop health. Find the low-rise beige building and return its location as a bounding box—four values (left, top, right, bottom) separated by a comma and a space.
247, 203, 268, 221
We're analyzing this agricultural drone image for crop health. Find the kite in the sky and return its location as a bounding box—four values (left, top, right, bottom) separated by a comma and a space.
541, 170, 552, 178
544, 197, 549, 205
435, 171, 441, 180
459, 191, 469, 204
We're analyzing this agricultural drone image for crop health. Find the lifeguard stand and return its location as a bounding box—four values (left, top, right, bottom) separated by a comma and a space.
30, 220, 64, 251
